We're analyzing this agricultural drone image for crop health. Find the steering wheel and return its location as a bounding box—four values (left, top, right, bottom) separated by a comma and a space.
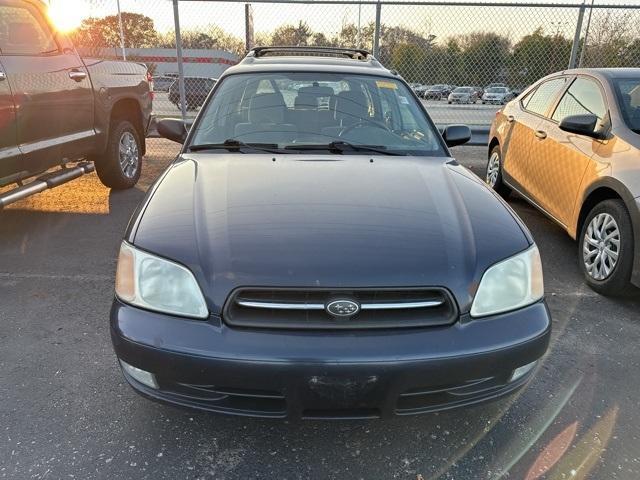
339, 119, 391, 137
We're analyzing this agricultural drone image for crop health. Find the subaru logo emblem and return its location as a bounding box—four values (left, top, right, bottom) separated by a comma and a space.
326, 299, 360, 317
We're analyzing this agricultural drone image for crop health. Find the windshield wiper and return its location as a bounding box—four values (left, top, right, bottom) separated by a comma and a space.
284, 141, 404, 156
188, 139, 281, 153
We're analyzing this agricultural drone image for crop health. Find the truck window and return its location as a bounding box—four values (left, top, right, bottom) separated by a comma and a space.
0, 5, 59, 55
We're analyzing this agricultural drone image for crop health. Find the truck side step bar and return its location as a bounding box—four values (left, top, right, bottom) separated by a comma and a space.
0, 162, 95, 209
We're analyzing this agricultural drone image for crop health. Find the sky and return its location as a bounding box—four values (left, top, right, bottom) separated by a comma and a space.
48, 0, 639, 47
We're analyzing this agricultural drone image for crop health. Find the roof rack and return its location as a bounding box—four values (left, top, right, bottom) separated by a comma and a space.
250, 46, 372, 60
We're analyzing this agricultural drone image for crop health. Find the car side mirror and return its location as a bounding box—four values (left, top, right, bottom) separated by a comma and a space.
442, 124, 472, 147
157, 118, 187, 144
559, 114, 603, 139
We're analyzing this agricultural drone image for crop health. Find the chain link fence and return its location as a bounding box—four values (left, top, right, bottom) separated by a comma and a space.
47, 0, 640, 154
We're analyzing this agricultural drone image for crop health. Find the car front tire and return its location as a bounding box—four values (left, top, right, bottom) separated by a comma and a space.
579, 199, 636, 296
486, 145, 511, 198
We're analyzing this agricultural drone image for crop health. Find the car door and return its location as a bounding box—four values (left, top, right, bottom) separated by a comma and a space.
0, 57, 22, 184
0, 0, 93, 176
503, 77, 568, 195
527, 76, 607, 226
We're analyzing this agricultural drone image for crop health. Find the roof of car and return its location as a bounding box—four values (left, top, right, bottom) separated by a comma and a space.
221, 46, 397, 79
564, 68, 640, 79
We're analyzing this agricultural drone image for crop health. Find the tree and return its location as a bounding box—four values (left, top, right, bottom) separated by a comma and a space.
582, 11, 640, 68
391, 43, 426, 83
157, 27, 244, 57
510, 27, 572, 87
378, 26, 435, 66
459, 32, 511, 87
430, 38, 464, 85
71, 12, 158, 49
269, 21, 313, 46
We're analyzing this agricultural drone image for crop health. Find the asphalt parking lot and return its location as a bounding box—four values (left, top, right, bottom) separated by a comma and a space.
1, 140, 639, 480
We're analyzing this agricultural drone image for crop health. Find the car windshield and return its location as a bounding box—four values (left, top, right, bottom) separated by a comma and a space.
189, 72, 445, 156
613, 78, 640, 134
487, 87, 507, 93
454, 87, 472, 93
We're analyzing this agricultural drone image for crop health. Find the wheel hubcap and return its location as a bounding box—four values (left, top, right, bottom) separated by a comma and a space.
583, 212, 620, 281
486, 152, 500, 187
119, 132, 139, 179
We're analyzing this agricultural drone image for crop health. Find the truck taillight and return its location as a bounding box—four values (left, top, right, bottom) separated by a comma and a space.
147, 71, 154, 100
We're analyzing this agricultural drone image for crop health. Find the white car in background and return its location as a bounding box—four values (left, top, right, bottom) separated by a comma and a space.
448, 86, 479, 104
482, 87, 514, 105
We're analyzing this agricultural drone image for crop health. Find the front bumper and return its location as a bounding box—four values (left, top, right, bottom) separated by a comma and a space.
111, 300, 551, 419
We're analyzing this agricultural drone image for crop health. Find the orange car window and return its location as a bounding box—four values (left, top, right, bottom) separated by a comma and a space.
523, 78, 567, 117
552, 77, 606, 123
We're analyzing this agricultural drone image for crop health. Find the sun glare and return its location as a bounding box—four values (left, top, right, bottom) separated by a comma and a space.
47, 2, 90, 32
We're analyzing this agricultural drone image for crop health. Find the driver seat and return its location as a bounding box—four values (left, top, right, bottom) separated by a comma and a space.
335, 90, 369, 126
322, 90, 369, 139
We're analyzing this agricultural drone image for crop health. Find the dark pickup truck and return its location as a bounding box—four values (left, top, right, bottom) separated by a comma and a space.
0, 0, 152, 208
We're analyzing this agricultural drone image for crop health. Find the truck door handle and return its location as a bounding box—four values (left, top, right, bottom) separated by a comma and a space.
535, 130, 547, 140
0, 71, 6, 81
68, 70, 87, 82
507, 115, 515, 123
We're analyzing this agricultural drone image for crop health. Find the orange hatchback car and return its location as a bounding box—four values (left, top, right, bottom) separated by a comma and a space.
487, 68, 640, 296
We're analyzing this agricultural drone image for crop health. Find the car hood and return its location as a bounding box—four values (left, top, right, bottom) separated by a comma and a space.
131, 154, 531, 314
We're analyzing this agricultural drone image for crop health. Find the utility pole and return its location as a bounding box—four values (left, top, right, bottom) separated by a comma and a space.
245, 4, 254, 52
568, 0, 586, 69
357, 3, 361, 49
116, 0, 127, 60
373, 1, 381, 57
579, 0, 595, 68
172, 0, 187, 121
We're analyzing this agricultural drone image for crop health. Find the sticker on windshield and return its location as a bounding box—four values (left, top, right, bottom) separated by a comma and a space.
399, 96, 409, 104
376, 80, 397, 89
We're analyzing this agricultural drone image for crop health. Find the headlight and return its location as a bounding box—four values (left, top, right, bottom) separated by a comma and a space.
470, 246, 544, 317
115, 241, 208, 319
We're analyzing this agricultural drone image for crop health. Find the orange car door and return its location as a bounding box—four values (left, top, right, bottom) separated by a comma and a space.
526, 77, 607, 226
501, 107, 537, 189
504, 77, 568, 195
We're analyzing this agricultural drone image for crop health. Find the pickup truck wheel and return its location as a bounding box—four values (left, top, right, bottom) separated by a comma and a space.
94, 120, 142, 190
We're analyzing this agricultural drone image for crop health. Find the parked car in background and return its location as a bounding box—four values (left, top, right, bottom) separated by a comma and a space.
487, 68, 640, 295
423, 84, 449, 100
168, 77, 217, 110
152, 75, 174, 92
485, 82, 506, 90
448, 86, 479, 104
482, 87, 514, 104
414, 84, 430, 98
472, 86, 484, 98
112, 46, 550, 419
0, 0, 152, 208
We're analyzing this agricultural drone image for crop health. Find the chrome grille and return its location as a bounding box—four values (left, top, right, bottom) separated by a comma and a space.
224, 287, 457, 330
